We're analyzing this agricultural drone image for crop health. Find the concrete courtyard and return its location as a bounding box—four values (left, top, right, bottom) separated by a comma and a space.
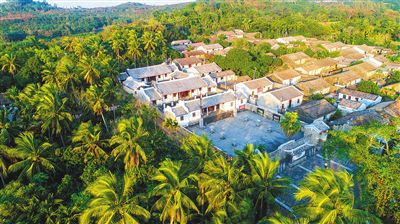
188, 110, 299, 156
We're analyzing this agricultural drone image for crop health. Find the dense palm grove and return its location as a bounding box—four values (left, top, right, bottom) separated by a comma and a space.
0, 0, 399, 223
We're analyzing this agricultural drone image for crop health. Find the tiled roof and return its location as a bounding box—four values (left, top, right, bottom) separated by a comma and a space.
193, 63, 222, 75
295, 78, 332, 95
383, 100, 400, 118
172, 106, 187, 117
202, 76, 217, 88
291, 99, 336, 123
210, 70, 235, 79
184, 91, 236, 112
321, 42, 347, 50
173, 57, 203, 66
170, 71, 189, 79
201, 43, 223, 50
340, 48, 364, 60
339, 98, 364, 110
330, 110, 388, 126
143, 87, 162, 101
270, 69, 301, 83
270, 86, 303, 102
171, 40, 191, 45
339, 88, 379, 101
183, 50, 206, 57
281, 52, 310, 62
324, 70, 361, 85
348, 62, 378, 77
242, 77, 273, 90
156, 77, 208, 95
127, 64, 175, 79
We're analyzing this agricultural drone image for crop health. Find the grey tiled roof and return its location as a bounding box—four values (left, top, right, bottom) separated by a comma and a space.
143, 87, 162, 101
127, 64, 175, 79
270, 86, 303, 102
193, 63, 222, 75
156, 77, 208, 95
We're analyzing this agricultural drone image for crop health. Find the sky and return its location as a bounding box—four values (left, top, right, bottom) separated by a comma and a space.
0, 0, 196, 8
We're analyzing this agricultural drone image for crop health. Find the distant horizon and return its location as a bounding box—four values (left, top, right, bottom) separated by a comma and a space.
0, 0, 196, 8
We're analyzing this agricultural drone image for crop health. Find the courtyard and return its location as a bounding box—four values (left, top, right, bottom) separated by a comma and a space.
188, 110, 302, 156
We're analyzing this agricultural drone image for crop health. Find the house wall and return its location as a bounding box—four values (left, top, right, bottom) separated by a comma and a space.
257, 94, 303, 113
338, 103, 367, 114
338, 93, 382, 107
216, 75, 236, 84
161, 87, 208, 104
282, 76, 301, 85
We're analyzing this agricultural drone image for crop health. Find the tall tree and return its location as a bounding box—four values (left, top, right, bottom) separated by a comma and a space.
151, 159, 199, 224
295, 168, 382, 224
249, 152, 288, 219
72, 121, 108, 163
34, 84, 73, 144
141, 31, 157, 65
126, 31, 142, 67
0, 54, 18, 79
7, 132, 54, 180
80, 172, 150, 224
280, 112, 301, 138
110, 117, 148, 170
78, 56, 101, 85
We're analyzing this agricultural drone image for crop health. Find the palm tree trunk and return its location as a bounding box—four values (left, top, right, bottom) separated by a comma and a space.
0, 174, 5, 187
60, 134, 65, 147
101, 113, 109, 132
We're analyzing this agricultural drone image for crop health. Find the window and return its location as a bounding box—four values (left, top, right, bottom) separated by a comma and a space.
173, 93, 177, 97
208, 88, 211, 92
230, 102, 234, 107
164, 95, 167, 99
355, 97, 359, 101
297, 99, 300, 103
180, 116, 184, 121
192, 112, 196, 117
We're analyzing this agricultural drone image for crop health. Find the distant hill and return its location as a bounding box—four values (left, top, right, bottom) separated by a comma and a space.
0, 1, 185, 41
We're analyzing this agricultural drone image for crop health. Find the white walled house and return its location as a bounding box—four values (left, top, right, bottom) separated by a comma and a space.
137, 87, 163, 105
338, 88, 382, 107
122, 77, 147, 95
196, 43, 224, 54
126, 63, 177, 83
235, 77, 273, 98
210, 70, 237, 84
164, 91, 237, 127
338, 98, 367, 114
173, 57, 203, 70
155, 76, 210, 105
270, 69, 302, 85
304, 120, 330, 145
188, 62, 222, 76
257, 86, 304, 113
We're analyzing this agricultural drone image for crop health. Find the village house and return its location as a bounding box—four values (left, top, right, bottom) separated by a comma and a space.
210, 70, 236, 84
137, 87, 163, 106
353, 45, 376, 57
289, 99, 336, 123
338, 98, 367, 114
125, 63, 177, 83
214, 47, 233, 56
171, 40, 192, 52
321, 41, 348, 52
324, 70, 362, 88
189, 42, 205, 48
330, 109, 388, 131
215, 29, 244, 42
235, 77, 274, 98
281, 52, 311, 67
257, 86, 304, 113
338, 88, 382, 107
155, 76, 215, 105
370, 100, 400, 119
295, 78, 332, 96
269, 69, 302, 85
336, 48, 365, 66
189, 62, 223, 76
254, 39, 280, 50
173, 57, 203, 70
164, 90, 237, 127
196, 43, 224, 54
348, 61, 379, 80
276, 36, 306, 45
122, 76, 147, 95
304, 120, 330, 145
170, 70, 190, 80
295, 58, 338, 76
182, 50, 207, 58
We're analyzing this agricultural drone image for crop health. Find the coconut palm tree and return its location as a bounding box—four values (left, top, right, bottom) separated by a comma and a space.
110, 117, 149, 170
78, 56, 101, 85
0, 146, 7, 186
80, 172, 150, 224
126, 31, 142, 67
151, 159, 199, 224
199, 155, 245, 222
295, 168, 382, 224
34, 84, 73, 144
142, 31, 157, 65
249, 152, 288, 219
280, 112, 301, 138
235, 144, 256, 174
0, 53, 18, 79
0, 107, 16, 145
84, 80, 111, 132
72, 121, 108, 163
7, 132, 55, 180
